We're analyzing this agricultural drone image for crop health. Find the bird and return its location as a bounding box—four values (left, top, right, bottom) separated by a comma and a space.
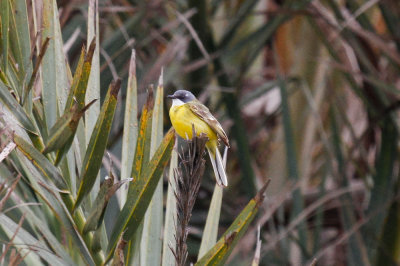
167, 90, 230, 187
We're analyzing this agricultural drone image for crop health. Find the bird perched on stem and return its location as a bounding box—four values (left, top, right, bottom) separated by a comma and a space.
168, 90, 230, 187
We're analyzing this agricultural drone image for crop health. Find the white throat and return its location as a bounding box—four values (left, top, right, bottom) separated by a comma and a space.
172, 98, 185, 107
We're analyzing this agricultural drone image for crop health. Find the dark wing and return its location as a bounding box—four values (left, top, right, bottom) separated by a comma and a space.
188, 100, 230, 147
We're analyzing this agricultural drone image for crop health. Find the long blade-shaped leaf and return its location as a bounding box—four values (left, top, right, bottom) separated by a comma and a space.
366, 116, 398, 261
74, 80, 121, 210
85, 0, 100, 140
376, 197, 400, 264
10, 148, 95, 265
120, 50, 138, 207
64, 40, 96, 112
0, 81, 37, 134
83, 176, 129, 233
162, 147, 178, 266
279, 78, 307, 251
55, 40, 95, 185
106, 128, 175, 261
41, 0, 70, 128
118, 88, 155, 264
13, 134, 67, 191
86, 0, 101, 205
0, 214, 66, 265
6, 0, 32, 100
198, 185, 223, 258
1, 0, 9, 75
22, 37, 50, 106
131, 88, 154, 184
0, 173, 75, 264
43, 100, 96, 155
141, 71, 164, 266
198, 148, 227, 258
196, 181, 270, 265
11, 0, 31, 77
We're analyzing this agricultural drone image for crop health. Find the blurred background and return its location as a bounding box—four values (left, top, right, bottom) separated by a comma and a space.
56, 0, 400, 265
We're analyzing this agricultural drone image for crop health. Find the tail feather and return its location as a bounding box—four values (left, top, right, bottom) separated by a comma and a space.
207, 147, 228, 187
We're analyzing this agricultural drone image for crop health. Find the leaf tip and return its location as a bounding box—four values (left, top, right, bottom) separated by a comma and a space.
158, 67, 164, 87
129, 49, 136, 77
88, 37, 96, 55
254, 179, 270, 207
80, 98, 98, 114
146, 84, 155, 108
111, 79, 122, 97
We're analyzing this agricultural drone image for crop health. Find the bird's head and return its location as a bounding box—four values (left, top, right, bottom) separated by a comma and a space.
167, 90, 196, 106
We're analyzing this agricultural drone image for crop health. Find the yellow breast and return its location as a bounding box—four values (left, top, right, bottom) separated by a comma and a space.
169, 104, 217, 147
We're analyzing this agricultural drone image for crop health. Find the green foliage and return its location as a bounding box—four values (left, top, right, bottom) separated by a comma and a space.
2, 0, 400, 265
196, 181, 270, 265
74, 80, 121, 210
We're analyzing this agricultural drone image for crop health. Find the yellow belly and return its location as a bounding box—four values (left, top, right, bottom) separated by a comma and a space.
169, 104, 217, 148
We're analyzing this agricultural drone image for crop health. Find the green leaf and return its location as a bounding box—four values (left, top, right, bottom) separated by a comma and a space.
54, 100, 96, 166
0, 214, 66, 265
198, 148, 227, 258
43, 100, 96, 156
131, 88, 154, 184
13, 134, 68, 191
5, 0, 32, 99
162, 147, 178, 266
120, 50, 143, 266
0, 81, 38, 134
11, 0, 31, 77
279, 78, 307, 248
196, 181, 270, 265
126, 223, 143, 266
1, 0, 9, 75
0, 172, 75, 264
41, 0, 70, 128
64, 39, 96, 112
120, 49, 138, 206
74, 79, 121, 210
198, 185, 223, 258
91, 226, 103, 253
366, 116, 398, 261
10, 147, 95, 265
117, 88, 154, 264
86, 0, 101, 203
141, 71, 164, 265
106, 128, 176, 262
22, 37, 50, 106
83, 176, 129, 233
376, 197, 400, 265
56, 41, 95, 192
85, 0, 100, 140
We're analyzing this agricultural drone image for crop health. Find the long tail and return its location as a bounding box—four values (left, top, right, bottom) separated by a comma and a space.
207, 147, 228, 187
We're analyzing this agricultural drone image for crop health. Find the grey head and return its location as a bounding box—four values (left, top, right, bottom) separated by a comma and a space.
167, 90, 196, 103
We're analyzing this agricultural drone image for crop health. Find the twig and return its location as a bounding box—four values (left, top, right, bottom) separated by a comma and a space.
176, 10, 211, 62
0, 214, 26, 263
0, 175, 21, 212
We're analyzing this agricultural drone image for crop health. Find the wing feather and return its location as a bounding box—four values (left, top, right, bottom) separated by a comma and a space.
188, 101, 230, 147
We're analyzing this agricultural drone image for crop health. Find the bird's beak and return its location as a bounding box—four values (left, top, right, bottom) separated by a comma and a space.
167, 94, 175, 99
